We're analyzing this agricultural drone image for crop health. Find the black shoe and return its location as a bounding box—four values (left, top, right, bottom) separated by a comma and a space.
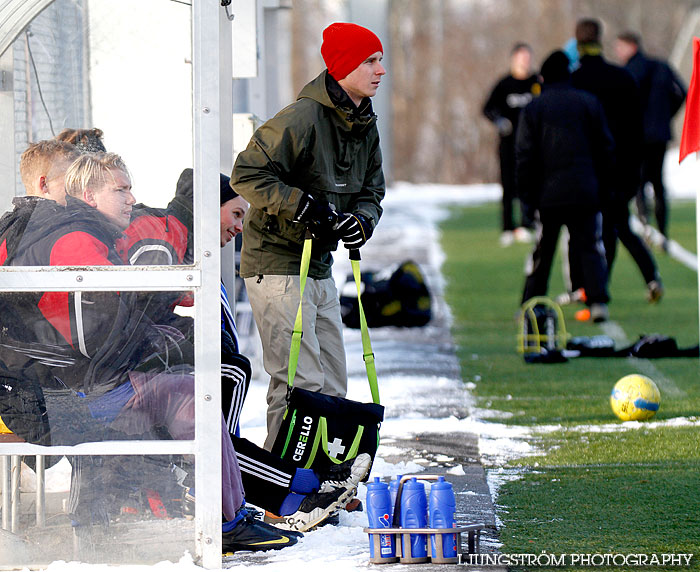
317, 453, 371, 493
222, 514, 299, 554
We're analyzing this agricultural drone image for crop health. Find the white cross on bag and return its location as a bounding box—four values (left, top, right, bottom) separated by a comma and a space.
327, 437, 346, 459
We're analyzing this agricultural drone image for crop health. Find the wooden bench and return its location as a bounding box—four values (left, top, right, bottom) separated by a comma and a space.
0, 433, 46, 532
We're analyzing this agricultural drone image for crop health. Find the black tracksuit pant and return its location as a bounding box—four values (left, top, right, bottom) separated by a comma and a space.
636, 141, 668, 237
522, 207, 609, 305
602, 199, 659, 285
232, 435, 297, 513
500, 139, 534, 232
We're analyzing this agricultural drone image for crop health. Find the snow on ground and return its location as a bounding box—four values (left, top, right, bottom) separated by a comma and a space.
16, 149, 698, 571
536, 415, 700, 435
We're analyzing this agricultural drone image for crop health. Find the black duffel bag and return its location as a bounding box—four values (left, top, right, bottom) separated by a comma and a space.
271, 387, 383, 470
340, 260, 432, 328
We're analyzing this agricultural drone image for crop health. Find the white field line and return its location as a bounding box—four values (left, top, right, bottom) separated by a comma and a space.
535, 416, 700, 435
629, 214, 697, 271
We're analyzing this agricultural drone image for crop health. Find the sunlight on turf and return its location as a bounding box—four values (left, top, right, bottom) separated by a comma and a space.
440, 199, 700, 558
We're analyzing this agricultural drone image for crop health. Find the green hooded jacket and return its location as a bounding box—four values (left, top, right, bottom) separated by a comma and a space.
232, 70, 385, 280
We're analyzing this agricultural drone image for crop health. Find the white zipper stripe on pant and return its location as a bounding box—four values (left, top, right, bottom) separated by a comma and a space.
222, 365, 247, 432
225, 386, 246, 433
237, 456, 292, 488
236, 452, 293, 482
221, 365, 246, 381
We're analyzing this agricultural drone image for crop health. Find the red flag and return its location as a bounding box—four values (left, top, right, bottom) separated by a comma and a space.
679, 37, 700, 163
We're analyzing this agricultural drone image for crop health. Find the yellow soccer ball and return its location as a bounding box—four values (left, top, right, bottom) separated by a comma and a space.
610, 374, 661, 421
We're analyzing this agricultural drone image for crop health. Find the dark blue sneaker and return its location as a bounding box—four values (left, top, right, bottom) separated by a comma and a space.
222, 510, 299, 554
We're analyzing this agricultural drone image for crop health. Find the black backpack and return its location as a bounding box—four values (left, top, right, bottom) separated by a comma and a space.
340, 260, 432, 328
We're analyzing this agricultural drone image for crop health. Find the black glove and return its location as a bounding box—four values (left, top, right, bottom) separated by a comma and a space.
293, 194, 338, 239
335, 212, 373, 249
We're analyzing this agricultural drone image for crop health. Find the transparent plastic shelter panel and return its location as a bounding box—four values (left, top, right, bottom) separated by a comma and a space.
4, 0, 195, 264
0, 289, 195, 447
1, 455, 196, 567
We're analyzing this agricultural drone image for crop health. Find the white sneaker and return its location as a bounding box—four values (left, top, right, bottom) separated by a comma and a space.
555, 288, 586, 306
590, 303, 609, 323
513, 227, 533, 243
267, 486, 356, 532
500, 231, 514, 247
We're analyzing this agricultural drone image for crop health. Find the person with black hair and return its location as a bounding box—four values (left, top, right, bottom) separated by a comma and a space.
3, 153, 303, 552
517, 50, 614, 322
484, 42, 541, 246
615, 31, 687, 246
572, 18, 663, 304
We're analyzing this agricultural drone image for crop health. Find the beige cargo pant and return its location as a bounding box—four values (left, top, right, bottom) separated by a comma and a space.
244, 275, 348, 451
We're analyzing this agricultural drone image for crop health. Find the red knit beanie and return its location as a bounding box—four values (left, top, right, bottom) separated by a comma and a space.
321, 23, 383, 81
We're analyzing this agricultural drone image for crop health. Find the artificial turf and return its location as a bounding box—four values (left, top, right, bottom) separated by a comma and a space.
440, 200, 700, 569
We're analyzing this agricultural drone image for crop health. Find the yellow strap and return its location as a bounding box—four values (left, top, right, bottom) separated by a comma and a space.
318, 416, 364, 465
352, 257, 380, 404
287, 236, 313, 388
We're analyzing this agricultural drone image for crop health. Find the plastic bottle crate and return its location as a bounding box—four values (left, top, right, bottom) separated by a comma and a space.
363, 474, 486, 565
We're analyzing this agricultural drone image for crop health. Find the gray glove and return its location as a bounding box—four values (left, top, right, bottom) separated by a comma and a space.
496, 117, 513, 137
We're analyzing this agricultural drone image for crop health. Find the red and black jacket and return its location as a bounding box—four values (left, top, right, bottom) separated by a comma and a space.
0, 197, 63, 266
118, 204, 189, 266
6, 197, 162, 392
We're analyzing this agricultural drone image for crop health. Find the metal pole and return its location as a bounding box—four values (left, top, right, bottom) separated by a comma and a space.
696, 174, 700, 354
2, 456, 10, 530
11, 455, 20, 533
36, 455, 45, 527
192, 1, 224, 567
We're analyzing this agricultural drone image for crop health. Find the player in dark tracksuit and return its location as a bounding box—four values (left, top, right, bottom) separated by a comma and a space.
615, 32, 687, 242
571, 19, 662, 303
484, 43, 541, 240
517, 51, 613, 321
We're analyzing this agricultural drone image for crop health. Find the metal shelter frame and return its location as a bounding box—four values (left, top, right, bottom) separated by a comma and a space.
0, 0, 54, 58
0, 1, 230, 567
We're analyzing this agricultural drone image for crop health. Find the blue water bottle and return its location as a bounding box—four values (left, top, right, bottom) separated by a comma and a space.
399, 478, 428, 562
366, 477, 397, 563
429, 476, 457, 561
389, 474, 402, 523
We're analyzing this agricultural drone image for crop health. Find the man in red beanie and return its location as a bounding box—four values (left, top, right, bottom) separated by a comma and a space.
232, 22, 386, 457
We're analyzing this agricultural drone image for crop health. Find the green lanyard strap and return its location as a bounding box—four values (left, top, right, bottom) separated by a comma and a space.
349, 249, 380, 404
287, 233, 312, 389
287, 236, 381, 405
